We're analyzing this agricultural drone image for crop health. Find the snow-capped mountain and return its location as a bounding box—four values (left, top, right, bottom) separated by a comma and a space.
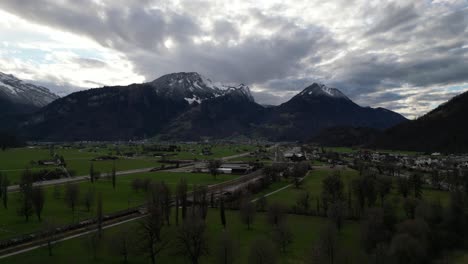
0, 72, 59, 108
19, 72, 259, 140
14, 73, 407, 141
260, 82, 407, 141
297, 83, 350, 100
149, 72, 254, 104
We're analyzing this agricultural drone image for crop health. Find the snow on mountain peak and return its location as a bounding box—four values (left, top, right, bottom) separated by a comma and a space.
0, 72, 59, 107
300, 83, 350, 100
150, 72, 254, 104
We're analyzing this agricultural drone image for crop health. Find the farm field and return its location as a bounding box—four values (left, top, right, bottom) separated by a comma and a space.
0, 143, 260, 184
167, 144, 258, 160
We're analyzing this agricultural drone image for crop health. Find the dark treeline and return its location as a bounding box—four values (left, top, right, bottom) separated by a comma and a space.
0, 131, 23, 150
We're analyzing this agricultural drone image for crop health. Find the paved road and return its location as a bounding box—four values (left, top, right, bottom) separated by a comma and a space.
6, 150, 256, 192
7, 167, 155, 192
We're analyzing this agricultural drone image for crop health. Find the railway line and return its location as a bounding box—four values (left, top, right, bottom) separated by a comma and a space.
0, 168, 264, 259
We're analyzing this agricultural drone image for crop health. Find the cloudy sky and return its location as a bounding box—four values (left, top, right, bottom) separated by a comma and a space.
0, 0, 467, 118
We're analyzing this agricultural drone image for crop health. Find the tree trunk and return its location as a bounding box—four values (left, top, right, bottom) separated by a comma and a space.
175, 199, 179, 226
48, 241, 52, 256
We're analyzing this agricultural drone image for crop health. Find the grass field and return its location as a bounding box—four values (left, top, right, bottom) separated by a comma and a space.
324, 147, 357, 153
65, 158, 162, 177
256, 167, 450, 220
0, 172, 238, 240
3, 209, 366, 264
167, 144, 257, 160
0, 148, 61, 184
266, 167, 359, 207
0, 144, 258, 184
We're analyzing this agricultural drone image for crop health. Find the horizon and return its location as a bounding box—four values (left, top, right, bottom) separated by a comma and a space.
1, 69, 465, 120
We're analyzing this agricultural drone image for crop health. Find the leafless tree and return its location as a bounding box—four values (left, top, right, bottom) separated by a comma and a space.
193, 185, 209, 220
208, 159, 222, 179
1, 176, 8, 209
311, 224, 338, 264
327, 202, 345, 231
290, 162, 309, 188
17, 170, 34, 222
111, 161, 117, 189
31, 186, 45, 221
240, 200, 256, 230
160, 181, 172, 225
176, 178, 188, 220
296, 191, 311, 214
248, 238, 277, 264
65, 183, 80, 214
175, 215, 209, 264
83, 228, 102, 261
215, 231, 237, 264
43, 220, 58, 256
267, 202, 287, 227
108, 227, 135, 263
256, 195, 267, 211
83, 187, 95, 212
273, 222, 293, 253
220, 197, 226, 229
90, 162, 95, 183
138, 201, 168, 264
97, 192, 103, 238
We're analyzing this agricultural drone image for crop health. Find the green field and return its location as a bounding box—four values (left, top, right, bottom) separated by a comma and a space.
256, 167, 450, 220
0, 148, 61, 184
4, 209, 365, 264
167, 144, 257, 160
0, 144, 259, 184
324, 147, 357, 153
0, 172, 238, 240
266, 168, 358, 207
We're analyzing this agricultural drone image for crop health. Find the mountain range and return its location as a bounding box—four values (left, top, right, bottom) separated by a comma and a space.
0, 72, 59, 116
0, 72, 59, 131
2, 72, 405, 141
373, 89, 468, 153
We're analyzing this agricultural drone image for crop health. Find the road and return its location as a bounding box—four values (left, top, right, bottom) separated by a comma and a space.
7, 167, 156, 193
7, 150, 256, 192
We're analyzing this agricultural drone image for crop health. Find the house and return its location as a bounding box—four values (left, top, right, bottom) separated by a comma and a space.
38, 159, 60, 166
220, 163, 253, 174
192, 162, 253, 174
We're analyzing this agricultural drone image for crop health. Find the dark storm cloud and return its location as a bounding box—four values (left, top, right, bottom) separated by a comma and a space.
366, 3, 419, 35
0, 0, 467, 118
0, 0, 337, 84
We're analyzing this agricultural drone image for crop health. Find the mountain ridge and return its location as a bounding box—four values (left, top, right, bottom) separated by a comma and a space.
0, 72, 59, 109
6, 72, 407, 141
372, 89, 468, 153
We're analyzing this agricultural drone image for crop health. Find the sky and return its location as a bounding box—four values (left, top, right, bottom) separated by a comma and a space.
0, 0, 467, 119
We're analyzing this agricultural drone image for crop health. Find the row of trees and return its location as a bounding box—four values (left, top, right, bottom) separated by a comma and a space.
14, 169, 104, 223
89, 162, 116, 189
91, 177, 297, 264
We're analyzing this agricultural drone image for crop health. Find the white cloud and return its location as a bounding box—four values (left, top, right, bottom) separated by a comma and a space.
0, 0, 467, 118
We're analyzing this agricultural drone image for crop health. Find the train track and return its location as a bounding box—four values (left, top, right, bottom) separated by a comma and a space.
0, 168, 264, 258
